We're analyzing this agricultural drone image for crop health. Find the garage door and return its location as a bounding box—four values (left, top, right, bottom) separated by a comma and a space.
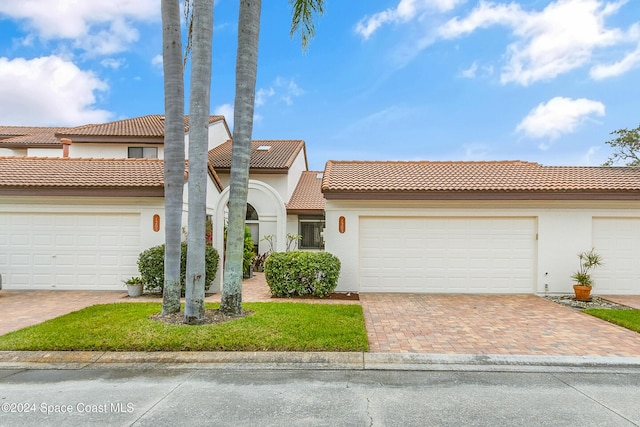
359, 217, 537, 293
0, 212, 140, 290
592, 218, 640, 295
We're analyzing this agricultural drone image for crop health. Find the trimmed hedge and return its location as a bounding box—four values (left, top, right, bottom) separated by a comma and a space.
137, 242, 219, 294
264, 251, 341, 298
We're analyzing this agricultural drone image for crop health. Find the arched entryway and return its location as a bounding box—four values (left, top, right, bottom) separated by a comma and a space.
212, 180, 287, 291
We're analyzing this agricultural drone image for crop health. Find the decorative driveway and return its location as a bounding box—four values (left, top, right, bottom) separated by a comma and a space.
2, 275, 640, 357
361, 293, 640, 356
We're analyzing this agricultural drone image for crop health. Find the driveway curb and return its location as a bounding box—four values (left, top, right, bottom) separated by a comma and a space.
2, 351, 640, 373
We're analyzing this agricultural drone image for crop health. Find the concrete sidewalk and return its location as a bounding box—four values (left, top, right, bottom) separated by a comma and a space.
2, 350, 640, 373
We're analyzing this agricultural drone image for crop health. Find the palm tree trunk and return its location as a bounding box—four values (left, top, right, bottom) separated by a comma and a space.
220, 0, 261, 315
184, 0, 213, 324
161, 0, 184, 315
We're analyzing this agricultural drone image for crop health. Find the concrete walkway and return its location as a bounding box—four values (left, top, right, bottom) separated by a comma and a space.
2, 274, 640, 358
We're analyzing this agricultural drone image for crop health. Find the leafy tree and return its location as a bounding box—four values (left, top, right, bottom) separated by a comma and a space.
603, 123, 640, 166
160, 0, 185, 315
184, 0, 214, 324
220, 0, 325, 315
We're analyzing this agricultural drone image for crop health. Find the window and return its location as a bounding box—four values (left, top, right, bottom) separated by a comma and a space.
128, 147, 158, 159
246, 203, 258, 221
299, 216, 325, 249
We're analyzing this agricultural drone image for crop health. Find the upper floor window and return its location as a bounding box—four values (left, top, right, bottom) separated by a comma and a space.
128, 147, 158, 159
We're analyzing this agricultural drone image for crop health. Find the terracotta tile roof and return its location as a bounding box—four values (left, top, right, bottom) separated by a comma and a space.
287, 171, 325, 213
322, 161, 640, 199
0, 126, 68, 147
57, 115, 225, 138
208, 140, 306, 172
0, 157, 165, 189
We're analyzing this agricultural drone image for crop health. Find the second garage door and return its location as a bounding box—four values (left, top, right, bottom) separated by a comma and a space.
359, 217, 537, 293
592, 217, 640, 295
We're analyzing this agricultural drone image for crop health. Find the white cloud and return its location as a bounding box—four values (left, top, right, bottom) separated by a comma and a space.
0, 55, 111, 126
255, 87, 275, 107
255, 78, 305, 107
579, 146, 601, 165
460, 62, 478, 78
0, 0, 159, 55
214, 103, 234, 130
516, 97, 605, 142
439, 0, 629, 85
100, 58, 125, 70
151, 54, 163, 69
590, 24, 640, 78
356, 0, 464, 39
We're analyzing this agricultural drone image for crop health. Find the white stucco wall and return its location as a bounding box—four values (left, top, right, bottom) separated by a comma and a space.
324, 199, 640, 294
286, 152, 307, 202
26, 148, 62, 157
69, 143, 165, 159
0, 148, 27, 156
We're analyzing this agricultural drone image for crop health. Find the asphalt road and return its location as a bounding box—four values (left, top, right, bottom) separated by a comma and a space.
1, 367, 639, 426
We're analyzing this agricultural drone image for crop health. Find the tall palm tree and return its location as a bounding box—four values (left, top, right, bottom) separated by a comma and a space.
161, 0, 185, 315
184, 0, 214, 324
220, 0, 324, 315
219, 0, 260, 315
290, 0, 324, 50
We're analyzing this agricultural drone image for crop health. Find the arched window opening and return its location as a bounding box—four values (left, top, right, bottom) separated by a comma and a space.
246, 203, 259, 221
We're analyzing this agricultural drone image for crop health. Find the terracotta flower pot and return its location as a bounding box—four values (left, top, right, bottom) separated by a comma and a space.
573, 285, 592, 302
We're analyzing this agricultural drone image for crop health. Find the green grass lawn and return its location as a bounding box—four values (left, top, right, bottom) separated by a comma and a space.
584, 309, 640, 334
0, 302, 369, 352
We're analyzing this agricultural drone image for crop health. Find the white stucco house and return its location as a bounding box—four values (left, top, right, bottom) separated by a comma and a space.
322, 160, 640, 295
2, 115, 640, 296
0, 115, 323, 291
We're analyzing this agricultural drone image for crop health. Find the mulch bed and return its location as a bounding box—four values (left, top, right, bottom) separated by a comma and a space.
271, 292, 359, 301
545, 295, 633, 310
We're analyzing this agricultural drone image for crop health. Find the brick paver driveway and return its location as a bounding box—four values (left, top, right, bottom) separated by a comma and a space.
2, 275, 640, 357
361, 294, 640, 357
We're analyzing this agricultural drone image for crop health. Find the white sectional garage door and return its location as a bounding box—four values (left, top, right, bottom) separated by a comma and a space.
359, 217, 537, 293
0, 212, 140, 290
592, 218, 640, 295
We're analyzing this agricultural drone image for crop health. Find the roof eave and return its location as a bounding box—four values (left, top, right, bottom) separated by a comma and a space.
286, 208, 325, 215
321, 190, 640, 201
0, 187, 165, 197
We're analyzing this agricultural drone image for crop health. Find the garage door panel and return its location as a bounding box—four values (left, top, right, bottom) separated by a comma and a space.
593, 218, 640, 294
359, 217, 536, 293
0, 212, 141, 290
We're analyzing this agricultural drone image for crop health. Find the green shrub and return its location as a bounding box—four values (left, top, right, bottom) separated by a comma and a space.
264, 251, 341, 297
243, 226, 255, 276
137, 242, 219, 294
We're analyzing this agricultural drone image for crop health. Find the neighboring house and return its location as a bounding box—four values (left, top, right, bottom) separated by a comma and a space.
322, 160, 640, 295
0, 126, 71, 157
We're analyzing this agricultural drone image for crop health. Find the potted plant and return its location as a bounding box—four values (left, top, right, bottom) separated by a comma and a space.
570, 249, 603, 301
124, 276, 144, 298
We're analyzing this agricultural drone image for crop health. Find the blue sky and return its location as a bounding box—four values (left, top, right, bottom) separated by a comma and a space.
1, 0, 639, 171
